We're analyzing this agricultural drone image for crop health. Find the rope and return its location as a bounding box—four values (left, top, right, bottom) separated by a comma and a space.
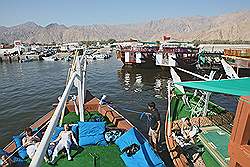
5, 121, 50, 162
110, 104, 152, 129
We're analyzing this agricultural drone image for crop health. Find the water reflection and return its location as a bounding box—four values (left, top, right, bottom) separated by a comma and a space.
117, 66, 170, 99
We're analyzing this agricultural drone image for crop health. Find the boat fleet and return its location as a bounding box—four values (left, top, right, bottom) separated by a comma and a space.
1, 44, 250, 167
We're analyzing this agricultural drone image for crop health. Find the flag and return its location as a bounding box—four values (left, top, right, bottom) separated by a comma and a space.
163, 35, 171, 41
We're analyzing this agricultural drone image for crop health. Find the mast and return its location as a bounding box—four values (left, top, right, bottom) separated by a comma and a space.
167, 80, 172, 137
30, 72, 78, 166
30, 50, 87, 166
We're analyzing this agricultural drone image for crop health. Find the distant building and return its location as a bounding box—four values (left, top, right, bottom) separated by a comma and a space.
60, 42, 80, 52
0, 40, 25, 55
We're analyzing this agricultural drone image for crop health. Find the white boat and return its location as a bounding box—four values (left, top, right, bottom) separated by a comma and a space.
94, 52, 112, 59
42, 56, 59, 61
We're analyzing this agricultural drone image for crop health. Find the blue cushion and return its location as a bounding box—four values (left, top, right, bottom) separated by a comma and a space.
71, 124, 79, 137
78, 121, 107, 146
115, 127, 147, 151
50, 126, 64, 142
33, 128, 43, 139
120, 142, 164, 167
0, 148, 6, 155
12, 136, 28, 159
0, 148, 25, 165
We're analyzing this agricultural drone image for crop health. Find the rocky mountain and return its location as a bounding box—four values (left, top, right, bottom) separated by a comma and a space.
0, 11, 249, 43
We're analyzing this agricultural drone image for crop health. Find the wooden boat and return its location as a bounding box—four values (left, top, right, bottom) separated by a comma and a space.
117, 42, 199, 69
2, 52, 164, 167
164, 68, 250, 167
3, 91, 134, 166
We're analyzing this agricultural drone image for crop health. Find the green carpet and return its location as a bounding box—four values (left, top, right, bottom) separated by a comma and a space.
202, 150, 221, 167
41, 144, 125, 167
63, 112, 115, 127
201, 129, 230, 160
36, 111, 125, 166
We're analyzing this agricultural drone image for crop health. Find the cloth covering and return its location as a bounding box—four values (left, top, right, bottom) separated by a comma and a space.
115, 128, 165, 167
78, 121, 107, 146
175, 77, 250, 96
12, 135, 28, 159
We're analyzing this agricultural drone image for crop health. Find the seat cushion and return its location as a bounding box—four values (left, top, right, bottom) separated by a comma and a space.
12, 135, 28, 159
71, 124, 79, 137
115, 127, 146, 151
0, 148, 25, 165
120, 142, 165, 167
50, 126, 64, 142
78, 121, 107, 146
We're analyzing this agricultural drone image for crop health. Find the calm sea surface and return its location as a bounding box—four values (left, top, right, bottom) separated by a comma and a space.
0, 56, 237, 147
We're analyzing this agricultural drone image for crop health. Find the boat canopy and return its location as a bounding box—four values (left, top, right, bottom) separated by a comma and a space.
175, 77, 250, 96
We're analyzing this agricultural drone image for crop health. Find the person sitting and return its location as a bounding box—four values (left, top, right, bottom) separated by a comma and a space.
0, 155, 13, 167
50, 124, 78, 163
22, 127, 40, 159
172, 118, 202, 162
181, 117, 199, 144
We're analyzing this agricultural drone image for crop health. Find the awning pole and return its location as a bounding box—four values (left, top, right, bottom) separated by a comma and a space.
176, 67, 209, 81
202, 71, 215, 116
167, 80, 172, 137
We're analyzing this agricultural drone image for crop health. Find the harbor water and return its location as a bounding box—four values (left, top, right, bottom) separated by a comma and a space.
0, 56, 237, 147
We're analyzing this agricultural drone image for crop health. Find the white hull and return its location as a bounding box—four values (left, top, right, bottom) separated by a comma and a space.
42, 56, 59, 61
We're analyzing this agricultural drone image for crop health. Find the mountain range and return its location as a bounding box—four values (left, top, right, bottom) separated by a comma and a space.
0, 11, 249, 44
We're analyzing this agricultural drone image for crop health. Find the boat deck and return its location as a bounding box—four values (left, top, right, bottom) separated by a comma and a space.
29, 112, 125, 167
199, 126, 230, 167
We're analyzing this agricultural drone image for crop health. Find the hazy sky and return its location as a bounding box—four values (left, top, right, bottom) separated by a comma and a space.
1, 0, 249, 26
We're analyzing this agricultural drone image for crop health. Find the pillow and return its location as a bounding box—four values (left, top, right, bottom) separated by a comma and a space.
120, 142, 164, 167
12, 136, 28, 159
115, 127, 146, 151
78, 121, 107, 146
50, 126, 64, 142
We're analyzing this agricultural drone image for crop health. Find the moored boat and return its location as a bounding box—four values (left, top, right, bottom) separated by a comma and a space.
1, 51, 165, 167
164, 67, 250, 167
42, 56, 59, 61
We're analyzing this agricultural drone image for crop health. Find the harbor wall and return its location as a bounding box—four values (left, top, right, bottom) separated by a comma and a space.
0, 53, 69, 63
0, 54, 41, 63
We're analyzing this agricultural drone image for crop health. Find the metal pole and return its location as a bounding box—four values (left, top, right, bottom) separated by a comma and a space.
80, 56, 87, 122
176, 67, 209, 81
167, 80, 172, 137
76, 56, 84, 122
202, 71, 215, 116
59, 98, 67, 127
29, 72, 78, 167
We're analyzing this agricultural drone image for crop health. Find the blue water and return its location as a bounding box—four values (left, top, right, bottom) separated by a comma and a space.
0, 56, 237, 147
